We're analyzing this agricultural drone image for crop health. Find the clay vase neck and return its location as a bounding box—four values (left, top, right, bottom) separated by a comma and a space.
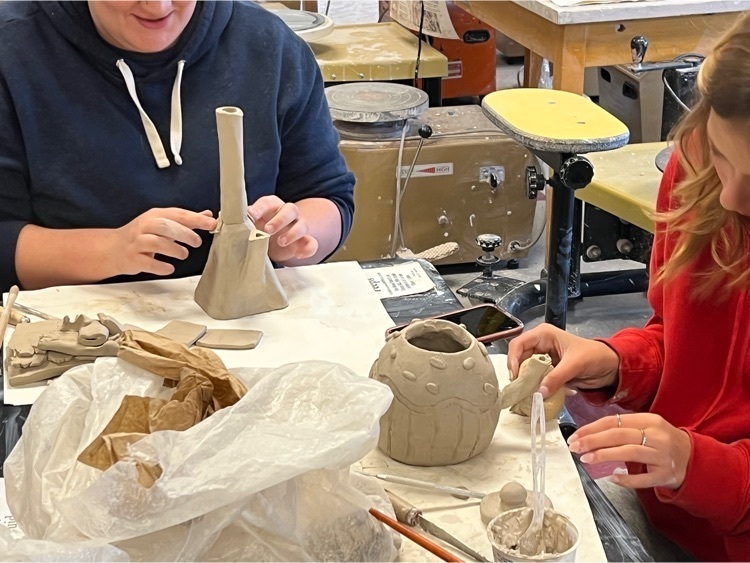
216, 106, 250, 227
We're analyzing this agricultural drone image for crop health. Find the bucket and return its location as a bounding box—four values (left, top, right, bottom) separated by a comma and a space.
486, 507, 580, 562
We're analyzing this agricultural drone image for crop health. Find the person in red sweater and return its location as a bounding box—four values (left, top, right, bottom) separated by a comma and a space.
507, 13, 750, 561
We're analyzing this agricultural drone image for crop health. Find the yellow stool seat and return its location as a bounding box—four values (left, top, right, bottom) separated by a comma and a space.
577, 142, 666, 233
482, 89, 629, 154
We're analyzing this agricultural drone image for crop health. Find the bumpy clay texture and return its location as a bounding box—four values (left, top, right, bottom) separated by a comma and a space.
194, 106, 288, 320
370, 319, 500, 466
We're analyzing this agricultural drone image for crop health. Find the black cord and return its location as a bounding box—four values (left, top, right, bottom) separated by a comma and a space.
324, 0, 330, 16
414, 1, 425, 84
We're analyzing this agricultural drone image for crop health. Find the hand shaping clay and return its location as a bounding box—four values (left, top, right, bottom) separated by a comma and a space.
155, 320, 207, 347
195, 328, 263, 350
194, 107, 288, 320
509, 355, 566, 421
480, 481, 554, 525
5, 315, 121, 387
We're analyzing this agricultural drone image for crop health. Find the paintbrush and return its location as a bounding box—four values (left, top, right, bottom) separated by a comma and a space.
0, 286, 20, 344
369, 508, 464, 562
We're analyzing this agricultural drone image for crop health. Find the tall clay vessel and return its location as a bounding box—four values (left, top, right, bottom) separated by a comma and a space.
194, 107, 288, 319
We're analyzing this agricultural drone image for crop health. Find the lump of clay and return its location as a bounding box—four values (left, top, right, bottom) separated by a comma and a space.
5, 315, 121, 387
194, 107, 288, 320
509, 355, 565, 422
370, 319, 500, 466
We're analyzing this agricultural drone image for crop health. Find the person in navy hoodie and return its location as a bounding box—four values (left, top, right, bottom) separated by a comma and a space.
0, 1, 355, 293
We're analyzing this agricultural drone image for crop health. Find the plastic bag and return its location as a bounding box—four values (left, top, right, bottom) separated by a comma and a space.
3, 358, 397, 561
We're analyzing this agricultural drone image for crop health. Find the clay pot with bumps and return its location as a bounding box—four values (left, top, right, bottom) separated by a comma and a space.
370, 319, 552, 466
370, 319, 500, 466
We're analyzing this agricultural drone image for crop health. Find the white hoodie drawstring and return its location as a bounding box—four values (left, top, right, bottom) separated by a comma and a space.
116, 59, 185, 169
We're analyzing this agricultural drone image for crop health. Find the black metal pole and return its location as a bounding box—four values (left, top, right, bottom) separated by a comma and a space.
544, 176, 576, 329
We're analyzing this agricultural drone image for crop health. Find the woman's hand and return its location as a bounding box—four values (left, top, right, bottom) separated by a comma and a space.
247, 195, 318, 263
113, 208, 216, 276
507, 323, 621, 397
568, 413, 692, 489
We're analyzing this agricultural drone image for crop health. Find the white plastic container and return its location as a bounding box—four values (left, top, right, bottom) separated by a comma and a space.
487, 507, 581, 562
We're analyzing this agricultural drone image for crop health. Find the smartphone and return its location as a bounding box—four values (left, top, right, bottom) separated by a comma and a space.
385, 304, 523, 344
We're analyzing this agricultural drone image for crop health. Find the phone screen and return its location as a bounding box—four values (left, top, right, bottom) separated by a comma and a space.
443, 306, 520, 338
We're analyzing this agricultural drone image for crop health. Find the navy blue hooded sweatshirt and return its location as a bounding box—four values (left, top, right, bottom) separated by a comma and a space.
0, 1, 354, 292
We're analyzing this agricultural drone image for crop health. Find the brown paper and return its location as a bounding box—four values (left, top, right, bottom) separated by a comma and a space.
77, 330, 248, 487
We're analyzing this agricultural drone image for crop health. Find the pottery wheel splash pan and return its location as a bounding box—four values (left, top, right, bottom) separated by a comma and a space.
326, 82, 429, 139
268, 9, 334, 42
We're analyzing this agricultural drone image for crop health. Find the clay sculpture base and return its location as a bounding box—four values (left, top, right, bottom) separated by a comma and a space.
510, 355, 566, 422
480, 481, 554, 525
194, 106, 288, 320
6, 315, 121, 387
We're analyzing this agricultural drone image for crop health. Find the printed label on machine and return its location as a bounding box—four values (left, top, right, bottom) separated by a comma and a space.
398, 162, 454, 178
366, 262, 435, 298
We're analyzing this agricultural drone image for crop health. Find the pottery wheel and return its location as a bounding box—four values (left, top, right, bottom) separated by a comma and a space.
268, 9, 334, 42
326, 83, 429, 124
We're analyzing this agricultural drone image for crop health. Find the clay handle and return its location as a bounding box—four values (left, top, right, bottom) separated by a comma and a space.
215, 107, 249, 226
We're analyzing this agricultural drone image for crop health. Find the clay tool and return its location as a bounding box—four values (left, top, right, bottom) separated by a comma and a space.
12, 302, 59, 321
374, 474, 485, 500
368, 507, 463, 563
518, 392, 547, 556
0, 286, 20, 343
0, 306, 29, 326
387, 490, 490, 562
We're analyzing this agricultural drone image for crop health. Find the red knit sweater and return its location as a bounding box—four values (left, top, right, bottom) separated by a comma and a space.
590, 152, 750, 561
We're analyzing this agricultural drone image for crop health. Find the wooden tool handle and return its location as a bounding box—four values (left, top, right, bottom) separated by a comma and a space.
0, 286, 20, 344
386, 490, 420, 527
369, 508, 463, 563
0, 306, 27, 326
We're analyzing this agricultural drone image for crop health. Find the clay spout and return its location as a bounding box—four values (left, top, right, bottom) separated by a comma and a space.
498, 354, 552, 410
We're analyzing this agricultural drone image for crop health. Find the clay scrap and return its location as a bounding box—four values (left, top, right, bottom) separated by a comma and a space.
5, 315, 121, 387
509, 354, 566, 422
194, 106, 288, 320
196, 328, 263, 350
78, 330, 249, 487
155, 320, 207, 347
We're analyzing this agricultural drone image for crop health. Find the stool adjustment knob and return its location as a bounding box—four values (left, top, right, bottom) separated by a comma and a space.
559, 156, 594, 190
476, 233, 502, 277
525, 166, 547, 199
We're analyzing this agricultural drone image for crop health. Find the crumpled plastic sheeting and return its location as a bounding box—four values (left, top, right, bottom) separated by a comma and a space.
2, 358, 397, 561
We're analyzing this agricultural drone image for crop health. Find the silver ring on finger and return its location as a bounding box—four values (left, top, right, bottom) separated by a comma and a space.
640, 428, 647, 447
616, 413, 622, 428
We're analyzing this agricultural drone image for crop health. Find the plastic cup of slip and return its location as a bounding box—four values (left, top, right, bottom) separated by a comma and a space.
486, 507, 581, 562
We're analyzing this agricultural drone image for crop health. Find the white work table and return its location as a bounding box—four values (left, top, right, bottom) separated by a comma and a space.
1, 262, 605, 560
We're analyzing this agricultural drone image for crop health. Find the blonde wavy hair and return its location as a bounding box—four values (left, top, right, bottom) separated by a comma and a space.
655, 12, 750, 297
